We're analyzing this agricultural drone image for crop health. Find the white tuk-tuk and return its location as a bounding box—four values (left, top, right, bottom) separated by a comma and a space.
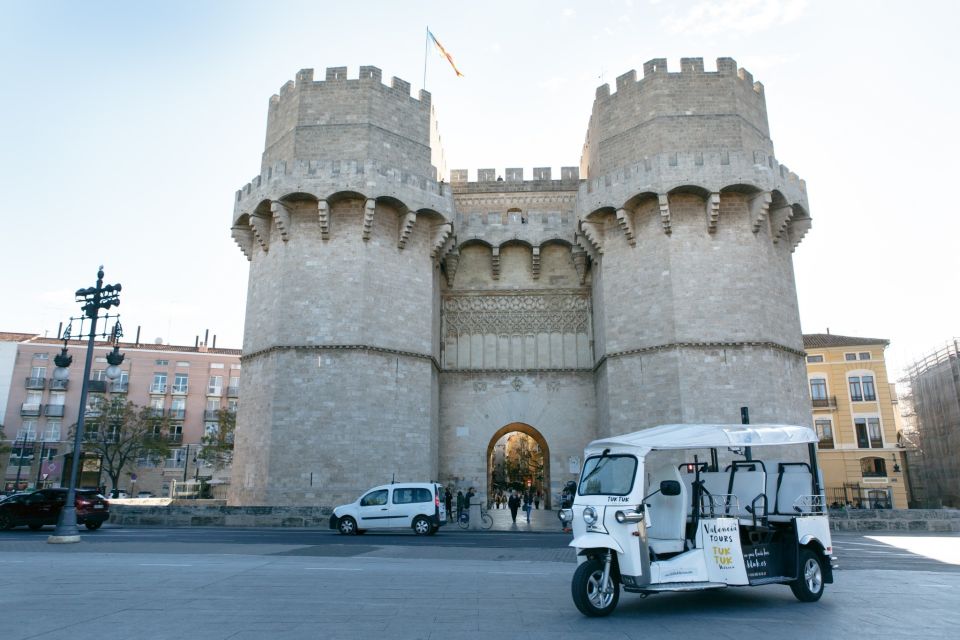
563, 424, 835, 616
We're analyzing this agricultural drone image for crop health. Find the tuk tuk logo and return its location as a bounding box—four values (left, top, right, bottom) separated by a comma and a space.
702, 522, 736, 544
712, 546, 735, 569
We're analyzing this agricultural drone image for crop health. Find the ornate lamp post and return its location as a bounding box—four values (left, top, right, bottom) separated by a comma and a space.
48, 266, 122, 544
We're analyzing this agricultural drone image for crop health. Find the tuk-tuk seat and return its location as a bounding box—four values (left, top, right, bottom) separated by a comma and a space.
646, 465, 688, 555
767, 463, 814, 522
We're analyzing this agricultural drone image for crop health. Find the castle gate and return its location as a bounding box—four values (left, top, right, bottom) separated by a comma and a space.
487, 422, 551, 509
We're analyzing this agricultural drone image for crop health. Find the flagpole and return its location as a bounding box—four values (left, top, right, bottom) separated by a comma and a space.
423, 26, 429, 91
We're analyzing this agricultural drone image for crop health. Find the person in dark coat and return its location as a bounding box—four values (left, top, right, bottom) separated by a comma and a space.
508, 490, 521, 523
444, 487, 453, 520
523, 490, 533, 523
456, 490, 464, 520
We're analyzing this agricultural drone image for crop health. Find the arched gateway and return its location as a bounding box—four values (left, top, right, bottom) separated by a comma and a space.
487, 423, 552, 509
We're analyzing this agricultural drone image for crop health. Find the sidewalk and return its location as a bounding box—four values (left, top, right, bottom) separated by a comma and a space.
472, 504, 566, 532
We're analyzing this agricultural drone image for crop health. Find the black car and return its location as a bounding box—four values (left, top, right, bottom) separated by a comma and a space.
0, 488, 110, 531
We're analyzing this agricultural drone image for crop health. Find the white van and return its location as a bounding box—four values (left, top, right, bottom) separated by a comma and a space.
330, 482, 447, 536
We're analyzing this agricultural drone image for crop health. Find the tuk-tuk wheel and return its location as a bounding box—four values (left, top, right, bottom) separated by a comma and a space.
790, 548, 825, 602
572, 557, 620, 617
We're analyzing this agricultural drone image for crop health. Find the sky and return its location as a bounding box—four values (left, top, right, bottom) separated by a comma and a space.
1, 0, 957, 379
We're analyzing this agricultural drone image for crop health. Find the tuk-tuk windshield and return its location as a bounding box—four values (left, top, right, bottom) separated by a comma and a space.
578, 455, 638, 496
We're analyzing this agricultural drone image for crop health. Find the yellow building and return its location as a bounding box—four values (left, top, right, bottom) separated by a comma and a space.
803, 333, 908, 508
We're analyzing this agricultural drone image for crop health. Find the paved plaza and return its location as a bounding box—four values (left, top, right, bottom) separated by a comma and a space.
1, 525, 959, 640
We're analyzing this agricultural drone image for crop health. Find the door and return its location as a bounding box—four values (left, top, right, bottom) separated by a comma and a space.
356, 489, 391, 529
390, 487, 432, 527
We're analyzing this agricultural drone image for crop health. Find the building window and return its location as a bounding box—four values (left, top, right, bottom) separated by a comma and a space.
845, 353, 857, 361
151, 373, 167, 394
30, 365, 47, 380
42, 420, 61, 441
172, 373, 188, 394
806, 355, 824, 363
208, 376, 223, 395
91, 369, 106, 381
176, 361, 190, 368
855, 417, 883, 448
170, 398, 186, 420
815, 419, 834, 449
155, 359, 169, 366
859, 352, 871, 360
860, 457, 887, 478
34, 353, 49, 360
16, 420, 37, 441
810, 378, 828, 401
849, 375, 876, 402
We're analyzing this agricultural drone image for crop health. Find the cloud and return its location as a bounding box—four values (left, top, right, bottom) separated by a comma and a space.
562, 8, 575, 18
662, 0, 808, 36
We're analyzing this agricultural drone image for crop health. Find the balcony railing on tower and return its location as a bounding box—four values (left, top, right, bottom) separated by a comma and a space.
25, 377, 47, 390
811, 396, 837, 408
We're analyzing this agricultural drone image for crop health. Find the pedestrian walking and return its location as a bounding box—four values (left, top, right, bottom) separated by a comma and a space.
534, 491, 541, 510
508, 490, 521, 523
456, 490, 464, 521
523, 490, 533, 523
445, 487, 453, 519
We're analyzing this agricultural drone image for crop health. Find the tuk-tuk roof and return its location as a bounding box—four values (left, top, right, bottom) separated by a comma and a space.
585, 423, 816, 455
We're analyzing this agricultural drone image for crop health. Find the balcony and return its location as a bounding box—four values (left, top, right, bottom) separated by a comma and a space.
147, 408, 165, 418
169, 409, 186, 420
811, 396, 837, 409
226, 386, 239, 398
150, 384, 167, 394
25, 377, 46, 390
87, 380, 107, 393
44, 404, 65, 417
207, 387, 223, 397
109, 381, 129, 393
203, 409, 221, 421
164, 457, 186, 469
168, 433, 183, 444
49, 378, 69, 391
171, 385, 189, 396
20, 403, 42, 417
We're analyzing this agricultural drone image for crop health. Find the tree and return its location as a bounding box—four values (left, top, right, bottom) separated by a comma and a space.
77, 398, 171, 496
198, 409, 235, 470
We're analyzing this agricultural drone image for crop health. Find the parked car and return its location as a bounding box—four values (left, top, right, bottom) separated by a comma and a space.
110, 490, 129, 499
0, 488, 110, 531
330, 482, 447, 535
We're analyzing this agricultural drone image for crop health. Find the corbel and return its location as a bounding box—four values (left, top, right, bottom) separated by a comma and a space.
231, 226, 254, 261
362, 198, 376, 240
248, 215, 270, 252
615, 208, 636, 246
750, 191, 772, 233
398, 211, 417, 249
658, 194, 672, 235
271, 201, 291, 242
706, 192, 720, 233
531, 246, 541, 279
317, 199, 330, 240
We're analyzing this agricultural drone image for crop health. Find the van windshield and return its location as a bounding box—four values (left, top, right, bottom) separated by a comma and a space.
578, 455, 637, 496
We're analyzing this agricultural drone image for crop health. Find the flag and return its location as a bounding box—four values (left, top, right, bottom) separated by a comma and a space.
428, 29, 463, 77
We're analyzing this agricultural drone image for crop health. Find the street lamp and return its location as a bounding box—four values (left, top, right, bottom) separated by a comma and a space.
48, 266, 122, 544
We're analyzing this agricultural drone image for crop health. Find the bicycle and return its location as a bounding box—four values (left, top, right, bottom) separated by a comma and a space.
458, 506, 493, 529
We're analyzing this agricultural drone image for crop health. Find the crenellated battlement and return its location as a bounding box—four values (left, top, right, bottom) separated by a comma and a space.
595, 57, 764, 101
267, 66, 431, 108
448, 166, 581, 191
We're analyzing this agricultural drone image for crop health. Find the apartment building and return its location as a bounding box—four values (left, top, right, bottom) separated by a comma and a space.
803, 333, 908, 508
0, 333, 240, 496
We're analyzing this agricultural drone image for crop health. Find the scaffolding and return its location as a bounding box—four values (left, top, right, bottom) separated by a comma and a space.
901, 339, 960, 508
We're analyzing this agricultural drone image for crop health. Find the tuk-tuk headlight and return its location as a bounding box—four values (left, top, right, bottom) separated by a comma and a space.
559, 508, 573, 523
583, 506, 598, 526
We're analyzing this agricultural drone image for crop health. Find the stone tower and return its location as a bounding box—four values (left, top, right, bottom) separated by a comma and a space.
229, 67, 453, 505
229, 58, 812, 507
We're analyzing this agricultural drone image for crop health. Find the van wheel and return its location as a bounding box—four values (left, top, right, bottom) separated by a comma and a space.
572, 557, 619, 617
790, 548, 825, 602
412, 516, 432, 536
28, 524, 43, 531
0, 514, 13, 530
338, 516, 357, 535
85, 522, 102, 531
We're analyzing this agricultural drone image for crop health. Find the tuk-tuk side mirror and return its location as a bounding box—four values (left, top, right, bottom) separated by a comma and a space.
660, 480, 682, 497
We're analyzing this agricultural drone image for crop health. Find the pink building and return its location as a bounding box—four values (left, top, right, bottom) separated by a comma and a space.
0, 332, 240, 496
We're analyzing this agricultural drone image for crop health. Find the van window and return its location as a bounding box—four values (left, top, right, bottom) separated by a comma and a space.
393, 488, 432, 504
578, 455, 638, 496
360, 489, 388, 506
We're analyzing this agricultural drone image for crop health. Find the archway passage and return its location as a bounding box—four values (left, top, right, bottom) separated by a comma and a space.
486, 422, 551, 509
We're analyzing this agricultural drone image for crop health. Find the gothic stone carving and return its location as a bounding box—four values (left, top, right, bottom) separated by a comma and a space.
443, 291, 591, 336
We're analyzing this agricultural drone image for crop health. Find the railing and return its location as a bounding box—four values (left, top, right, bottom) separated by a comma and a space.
811, 396, 837, 408
169, 409, 186, 420
150, 384, 167, 394
148, 408, 165, 418
226, 386, 239, 397
207, 387, 223, 396
168, 434, 183, 443
164, 458, 186, 469
171, 385, 188, 395
25, 377, 46, 389
49, 379, 69, 391
44, 404, 65, 417
87, 380, 107, 393
203, 409, 220, 421
20, 403, 42, 417
109, 381, 129, 393
14, 432, 36, 442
